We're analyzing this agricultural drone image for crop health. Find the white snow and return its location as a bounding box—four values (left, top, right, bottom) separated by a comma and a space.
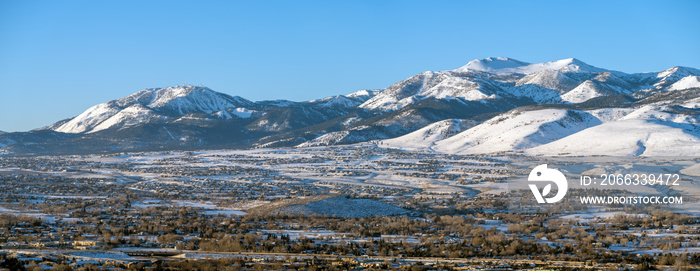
90, 104, 166, 132
454, 57, 610, 75
297, 131, 350, 147
512, 70, 580, 102
654, 66, 700, 89
668, 75, 700, 91
55, 103, 121, 133
360, 58, 621, 111
382, 119, 475, 150
345, 89, 381, 98
310, 89, 380, 107
561, 80, 604, 103
420, 77, 491, 100
516, 69, 578, 91
657, 66, 700, 79
215, 108, 257, 119
527, 119, 700, 156
380, 102, 700, 156
52, 85, 252, 133
680, 163, 700, 177
130, 85, 251, 114
359, 71, 498, 111
433, 109, 601, 154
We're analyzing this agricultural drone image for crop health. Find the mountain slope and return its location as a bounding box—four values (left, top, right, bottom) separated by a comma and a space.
360, 58, 626, 111
53, 85, 253, 133
453, 57, 612, 75
2, 57, 700, 156
381, 119, 478, 150
424, 89, 700, 156
526, 119, 700, 156
432, 109, 602, 154
309, 89, 380, 108
669, 75, 700, 91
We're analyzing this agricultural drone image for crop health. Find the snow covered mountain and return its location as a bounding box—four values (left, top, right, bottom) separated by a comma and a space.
381, 119, 478, 150
308, 89, 381, 108
2, 57, 699, 156
453, 57, 612, 75
669, 75, 700, 91
396, 94, 700, 156
431, 109, 602, 154
360, 57, 697, 111
358, 70, 504, 111
526, 119, 700, 156
53, 85, 255, 133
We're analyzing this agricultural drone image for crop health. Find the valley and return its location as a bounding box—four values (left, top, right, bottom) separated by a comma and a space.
1, 146, 700, 269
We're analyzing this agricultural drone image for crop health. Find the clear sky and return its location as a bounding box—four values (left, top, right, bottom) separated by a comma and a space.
1, 0, 698, 132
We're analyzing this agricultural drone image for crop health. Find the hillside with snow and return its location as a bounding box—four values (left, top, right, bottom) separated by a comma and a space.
382, 119, 477, 150
431, 109, 602, 154
526, 119, 700, 156
53, 85, 255, 133
422, 101, 700, 156
453, 57, 613, 75
2, 57, 699, 156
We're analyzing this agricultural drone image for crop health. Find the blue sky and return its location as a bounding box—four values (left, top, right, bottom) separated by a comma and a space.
1, 0, 698, 132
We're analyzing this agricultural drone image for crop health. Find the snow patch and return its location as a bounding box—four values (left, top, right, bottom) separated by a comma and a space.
669, 75, 700, 91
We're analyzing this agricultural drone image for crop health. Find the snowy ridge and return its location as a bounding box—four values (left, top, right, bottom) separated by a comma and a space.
651, 67, 700, 89
669, 75, 700, 91
297, 131, 351, 147
432, 109, 602, 154
454, 57, 610, 75
6, 57, 700, 156
91, 104, 167, 132
310, 89, 380, 108
54, 103, 122, 133
214, 108, 259, 119
527, 120, 700, 156
359, 71, 500, 111
412, 101, 700, 156
121, 85, 253, 114
382, 119, 477, 150
561, 80, 624, 103
54, 85, 253, 133
361, 57, 636, 111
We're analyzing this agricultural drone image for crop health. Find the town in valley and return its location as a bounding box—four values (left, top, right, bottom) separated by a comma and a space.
1, 145, 699, 270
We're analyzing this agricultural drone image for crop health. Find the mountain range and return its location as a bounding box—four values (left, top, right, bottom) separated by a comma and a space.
2, 57, 699, 156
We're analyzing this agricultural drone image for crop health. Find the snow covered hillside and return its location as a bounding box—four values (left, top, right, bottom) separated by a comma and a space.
53, 85, 254, 133
432, 109, 602, 154
360, 57, 698, 111
382, 119, 477, 150
526, 119, 700, 156
3, 57, 699, 156
419, 101, 700, 156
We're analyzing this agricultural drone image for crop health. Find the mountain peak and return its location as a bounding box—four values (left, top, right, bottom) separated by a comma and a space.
558, 58, 586, 67
53, 85, 254, 133
455, 57, 530, 73
657, 66, 700, 79
120, 85, 253, 114
6, 57, 700, 155
668, 75, 700, 91
454, 57, 610, 75
550, 58, 608, 73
